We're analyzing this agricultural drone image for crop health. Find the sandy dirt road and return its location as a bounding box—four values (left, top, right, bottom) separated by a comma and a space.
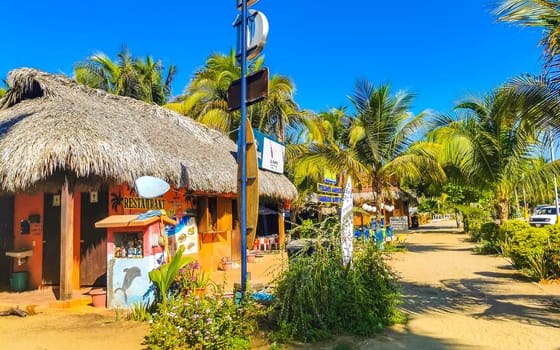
1, 220, 559, 349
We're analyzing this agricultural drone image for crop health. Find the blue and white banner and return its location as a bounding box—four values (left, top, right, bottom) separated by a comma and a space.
254, 129, 285, 174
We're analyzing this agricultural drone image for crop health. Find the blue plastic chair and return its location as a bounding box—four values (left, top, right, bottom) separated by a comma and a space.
354, 228, 362, 240
385, 226, 394, 242
375, 229, 385, 250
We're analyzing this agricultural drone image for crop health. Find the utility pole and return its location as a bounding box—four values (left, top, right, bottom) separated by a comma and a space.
550, 132, 559, 223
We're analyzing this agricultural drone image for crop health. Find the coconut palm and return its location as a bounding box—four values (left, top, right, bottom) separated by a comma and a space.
135, 55, 177, 106
74, 45, 176, 105
290, 81, 444, 211
167, 51, 302, 142
428, 87, 560, 223
494, 1, 560, 77
347, 80, 444, 207
287, 107, 359, 189
251, 74, 304, 143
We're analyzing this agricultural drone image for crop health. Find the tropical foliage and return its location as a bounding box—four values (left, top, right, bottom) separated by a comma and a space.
271, 218, 402, 343
145, 292, 259, 350
427, 87, 560, 223
499, 220, 560, 281
289, 80, 444, 210
74, 45, 176, 105
148, 246, 194, 307
166, 51, 303, 142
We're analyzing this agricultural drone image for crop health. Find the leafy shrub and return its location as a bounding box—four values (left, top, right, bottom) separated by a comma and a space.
148, 246, 195, 307
476, 222, 500, 254
480, 222, 500, 244
457, 205, 491, 240
499, 219, 531, 243
499, 221, 560, 280
271, 219, 401, 342
145, 292, 260, 350
293, 219, 315, 238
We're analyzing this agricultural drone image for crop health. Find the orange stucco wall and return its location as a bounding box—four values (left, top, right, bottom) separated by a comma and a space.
12, 192, 82, 290
13, 194, 43, 289
10, 184, 254, 290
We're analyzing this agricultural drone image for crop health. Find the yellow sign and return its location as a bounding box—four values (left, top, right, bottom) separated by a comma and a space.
123, 197, 166, 210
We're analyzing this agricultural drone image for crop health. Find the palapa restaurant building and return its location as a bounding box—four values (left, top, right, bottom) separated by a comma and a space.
0, 68, 297, 298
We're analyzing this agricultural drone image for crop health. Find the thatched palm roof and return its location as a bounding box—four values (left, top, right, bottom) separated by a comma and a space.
0, 68, 297, 201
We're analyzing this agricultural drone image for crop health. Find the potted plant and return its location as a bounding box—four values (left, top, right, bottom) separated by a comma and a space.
220, 257, 234, 271
175, 259, 213, 296
193, 270, 210, 295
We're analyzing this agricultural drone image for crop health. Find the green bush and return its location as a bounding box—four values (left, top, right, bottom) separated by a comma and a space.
480, 222, 500, 244
270, 220, 402, 343
476, 222, 500, 254
499, 222, 560, 280
145, 292, 260, 350
457, 205, 491, 240
499, 219, 531, 243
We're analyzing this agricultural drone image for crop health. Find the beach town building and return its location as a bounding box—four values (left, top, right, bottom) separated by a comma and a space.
0, 68, 297, 299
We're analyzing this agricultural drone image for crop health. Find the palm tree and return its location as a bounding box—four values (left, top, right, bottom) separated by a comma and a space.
348, 80, 444, 208
290, 80, 444, 212
135, 55, 177, 106
74, 45, 176, 105
250, 74, 303, 143
494, 1, 560, 78
167, 51, 302, 142
428, 87, 560, 223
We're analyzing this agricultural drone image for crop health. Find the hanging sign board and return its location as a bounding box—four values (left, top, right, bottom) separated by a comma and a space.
227, 68, 269, 111
317, 183, 342, 205
390, 216, 409, 232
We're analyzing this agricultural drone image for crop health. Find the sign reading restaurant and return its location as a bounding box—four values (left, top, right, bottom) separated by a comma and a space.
123, 197, 166, 210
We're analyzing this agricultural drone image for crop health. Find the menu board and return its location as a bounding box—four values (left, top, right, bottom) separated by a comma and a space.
390, 216, 409, 232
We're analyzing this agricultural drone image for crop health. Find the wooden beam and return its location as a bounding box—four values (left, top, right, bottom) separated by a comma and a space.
59, 178, 74, 301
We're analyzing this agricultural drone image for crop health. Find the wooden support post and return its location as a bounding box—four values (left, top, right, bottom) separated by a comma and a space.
60, 178, 74, 301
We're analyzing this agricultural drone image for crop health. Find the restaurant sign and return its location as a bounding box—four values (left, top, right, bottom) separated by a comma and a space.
123, 197, 166, 210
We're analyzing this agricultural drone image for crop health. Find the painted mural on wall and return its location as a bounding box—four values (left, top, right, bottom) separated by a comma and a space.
107, 255, 160, 308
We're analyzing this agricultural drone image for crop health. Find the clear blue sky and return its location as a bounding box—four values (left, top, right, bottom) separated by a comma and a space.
0, 0, 544, 115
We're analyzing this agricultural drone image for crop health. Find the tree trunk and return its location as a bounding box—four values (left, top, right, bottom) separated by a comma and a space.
497, 199, 509, 225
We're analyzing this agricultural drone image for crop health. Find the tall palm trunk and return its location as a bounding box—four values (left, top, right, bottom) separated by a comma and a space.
497, 198, 509, 224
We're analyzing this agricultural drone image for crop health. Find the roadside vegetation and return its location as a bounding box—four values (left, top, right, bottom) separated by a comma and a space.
133, 218, 403, 349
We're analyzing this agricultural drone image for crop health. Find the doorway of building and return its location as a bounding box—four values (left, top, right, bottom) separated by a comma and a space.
42, 193, 61, 285
79, 191, 108, 286
0, 196, 14, 287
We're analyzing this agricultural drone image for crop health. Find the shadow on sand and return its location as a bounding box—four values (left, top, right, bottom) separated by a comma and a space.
399, 276, 560, 329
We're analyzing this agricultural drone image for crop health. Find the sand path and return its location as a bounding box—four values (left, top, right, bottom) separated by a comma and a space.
352, 220, 560, 350
1, 220, 560, 349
